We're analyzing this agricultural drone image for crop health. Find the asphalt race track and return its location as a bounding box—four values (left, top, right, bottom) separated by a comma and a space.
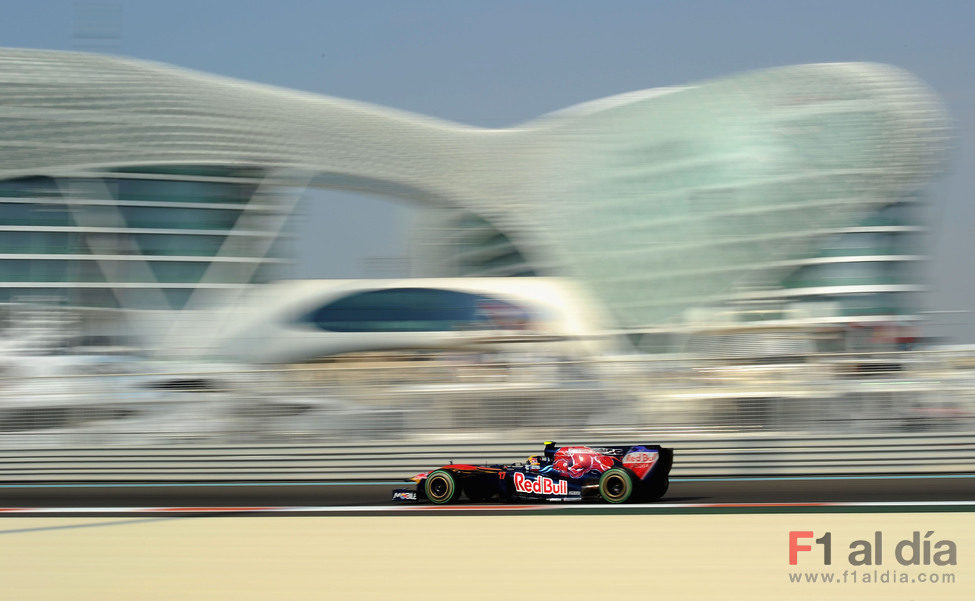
4, 477, 974, 600
2, 474, 973, 510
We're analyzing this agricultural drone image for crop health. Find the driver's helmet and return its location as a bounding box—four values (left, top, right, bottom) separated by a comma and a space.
526, 455, 543, 471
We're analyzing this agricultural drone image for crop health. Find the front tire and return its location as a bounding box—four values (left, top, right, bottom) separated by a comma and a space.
463, 480, 495, 502
424, 470, 461, 504
598, 468, 634, 503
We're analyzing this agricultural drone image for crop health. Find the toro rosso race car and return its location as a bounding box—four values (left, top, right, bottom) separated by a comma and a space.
392, 442, 673, 504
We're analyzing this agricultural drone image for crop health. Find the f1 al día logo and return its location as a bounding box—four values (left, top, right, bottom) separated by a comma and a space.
789, 530, 957, 566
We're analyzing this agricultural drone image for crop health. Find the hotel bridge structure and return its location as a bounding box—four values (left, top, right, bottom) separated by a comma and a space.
0, 48, 951, 353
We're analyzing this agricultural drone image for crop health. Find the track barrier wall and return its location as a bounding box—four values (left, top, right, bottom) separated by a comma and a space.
1, 432, 973, 481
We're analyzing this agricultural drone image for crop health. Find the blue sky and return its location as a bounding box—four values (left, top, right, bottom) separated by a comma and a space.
3, 1, 974, 337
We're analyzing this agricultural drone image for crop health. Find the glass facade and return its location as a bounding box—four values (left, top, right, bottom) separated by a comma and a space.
772, 202, 924, 318
0, 167, 283, 310
417, 66, 948, 335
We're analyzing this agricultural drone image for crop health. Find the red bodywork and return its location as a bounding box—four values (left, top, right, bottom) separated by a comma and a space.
551, 446, 615, 478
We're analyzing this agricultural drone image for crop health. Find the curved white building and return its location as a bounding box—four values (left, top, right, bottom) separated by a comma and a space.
210, 278, 614, 363
0, 48, 952, 351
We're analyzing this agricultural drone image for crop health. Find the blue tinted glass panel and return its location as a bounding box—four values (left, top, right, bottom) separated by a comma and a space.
112, 165, 264, 179
115, 179, 253, 204
300, 288, 532, 332
0, 232, 82, 253
134, 234, 226, 256
782, 261, 909, 289
0, 203, 72, 226
147, 262, 209, 283
119, 206, 240, 230
0, 177, 60, 198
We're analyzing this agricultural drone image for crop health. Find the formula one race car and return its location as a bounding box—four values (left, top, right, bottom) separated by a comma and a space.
392, 441, 673, 504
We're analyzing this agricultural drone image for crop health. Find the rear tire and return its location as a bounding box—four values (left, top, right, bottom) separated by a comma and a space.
598, 468, 634, 503
636, 477, 669, 502
424, 470, 461, 504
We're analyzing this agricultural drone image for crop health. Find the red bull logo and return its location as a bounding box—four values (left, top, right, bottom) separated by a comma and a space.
622, 450, 659, 479
552, 447, 615, 478
513, 472, 568, 495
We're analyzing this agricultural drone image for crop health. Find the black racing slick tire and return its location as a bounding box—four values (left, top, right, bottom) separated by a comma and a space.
424, 470, 461, 504
598, 468, 635, 503
463, 480, 495, 502
636, 477, 669, 502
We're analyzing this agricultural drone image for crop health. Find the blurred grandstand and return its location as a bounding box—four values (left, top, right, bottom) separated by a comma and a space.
0, 346, 973, 447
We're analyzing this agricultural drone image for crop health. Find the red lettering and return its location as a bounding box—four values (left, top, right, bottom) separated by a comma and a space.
789, 531, 814, 565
